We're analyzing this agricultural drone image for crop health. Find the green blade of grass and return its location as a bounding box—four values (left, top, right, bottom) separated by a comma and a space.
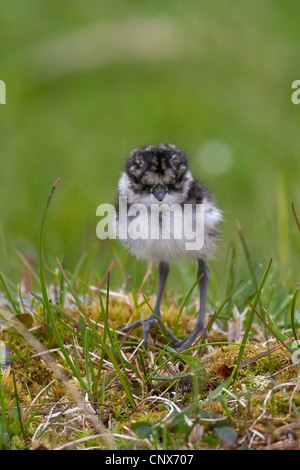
208, 377, 232, 400
112, 329, 137, 401
84, 327, 92, 390
291, 289, 299, 343
145, 342, 171, 382
230, 245, 273, 384
231, 259, 272, 379
173, 274, 203, 335
0, 273, 19, 315
98, 334, 136, 408
38, 178, 60, 323
37, 179, 87, 390
264, 307, 289, 343
292, 203, 300, 232
142, 294, 174, 341
245, 296, 294, 354
55, 258, 136, 390
236, 220, 258, 291
93, 273, 138, 408
225, 243, 236, 317
56, 257, 90, 321
58, 254, 66, 308
210, 280, 245, 324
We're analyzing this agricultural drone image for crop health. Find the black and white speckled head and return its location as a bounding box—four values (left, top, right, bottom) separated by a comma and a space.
119, 144, 192, 205
115, 143, 222, 261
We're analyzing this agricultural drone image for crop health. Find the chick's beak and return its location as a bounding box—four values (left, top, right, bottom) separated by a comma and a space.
153, 184, 166, 202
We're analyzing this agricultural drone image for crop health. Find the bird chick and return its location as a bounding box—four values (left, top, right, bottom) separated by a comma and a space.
115, 143, 222, 351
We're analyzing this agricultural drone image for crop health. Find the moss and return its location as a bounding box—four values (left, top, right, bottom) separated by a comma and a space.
2, 288, 300, 450
202, 342, 293, 388
265, 390, 300, 417
249, 349, 291, 376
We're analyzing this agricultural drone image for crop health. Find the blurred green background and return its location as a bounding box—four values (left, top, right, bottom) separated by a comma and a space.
0, 0, 299, 291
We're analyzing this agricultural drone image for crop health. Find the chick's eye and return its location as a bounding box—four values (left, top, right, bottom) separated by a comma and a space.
131, 175, 140, 184
142, 184, 151, 192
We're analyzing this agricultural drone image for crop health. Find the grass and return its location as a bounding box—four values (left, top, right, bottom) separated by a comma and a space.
0, 181, 300, 450
1, 0, 300, 450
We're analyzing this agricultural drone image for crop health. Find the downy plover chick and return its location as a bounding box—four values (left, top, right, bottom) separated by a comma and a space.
116, 143, 222, 351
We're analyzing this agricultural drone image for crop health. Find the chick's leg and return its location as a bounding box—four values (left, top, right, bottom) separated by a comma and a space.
141, 261, 169, 346
176, 259, 209, 352
121, 262, 178, 346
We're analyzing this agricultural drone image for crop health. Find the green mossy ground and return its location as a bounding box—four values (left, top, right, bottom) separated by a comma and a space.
1, 291, 300, 450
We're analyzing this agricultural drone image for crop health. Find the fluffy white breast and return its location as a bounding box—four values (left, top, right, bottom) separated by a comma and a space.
116, 171, 222, 262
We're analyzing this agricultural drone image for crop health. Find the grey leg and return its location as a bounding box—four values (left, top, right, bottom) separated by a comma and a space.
141, 261, 170, 345
155, 262, 170, 316
177, 259, 209, 352
121, 262, 179, 346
